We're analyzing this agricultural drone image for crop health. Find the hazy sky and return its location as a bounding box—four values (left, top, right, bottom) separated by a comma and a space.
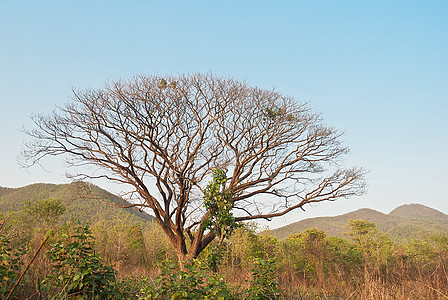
1, 1, 447, 228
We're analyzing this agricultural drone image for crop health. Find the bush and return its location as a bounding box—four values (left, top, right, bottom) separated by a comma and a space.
140, 260, 234, 300
0, 233, 27, 298
42, 223, 117, 299
245, 257, 281, 300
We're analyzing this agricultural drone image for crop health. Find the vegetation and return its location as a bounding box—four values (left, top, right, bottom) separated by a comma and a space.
1, 195, 448, 299
22, 73, 365, 264
140, 261, 234, 300
269, 203, 448, 242
42, 223, 117, 299
0, 182, 154, 226
0, 228, 27, 299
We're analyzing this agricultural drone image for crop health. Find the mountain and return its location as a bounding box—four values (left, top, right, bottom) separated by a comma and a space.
267, 204, 448, 242
0, 181, 154, 224
389, 203, 447, 218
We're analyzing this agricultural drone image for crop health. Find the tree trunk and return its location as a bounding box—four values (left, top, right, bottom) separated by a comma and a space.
173, 230, 217, 270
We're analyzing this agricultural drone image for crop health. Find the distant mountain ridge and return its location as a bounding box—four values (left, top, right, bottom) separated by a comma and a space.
268, 204, 448, 242
389, 203, 447, 218
0, 181, 154, 224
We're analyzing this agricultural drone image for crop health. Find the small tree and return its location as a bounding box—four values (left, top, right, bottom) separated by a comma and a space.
291, 228, 328, 285
22, 73, 365, 265
345, 219, 392, 276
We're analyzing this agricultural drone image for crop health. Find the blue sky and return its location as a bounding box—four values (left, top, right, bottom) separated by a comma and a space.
1, 1, 447, 228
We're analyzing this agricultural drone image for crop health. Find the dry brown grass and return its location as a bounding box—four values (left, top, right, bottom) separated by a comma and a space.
269, 266, 448, 299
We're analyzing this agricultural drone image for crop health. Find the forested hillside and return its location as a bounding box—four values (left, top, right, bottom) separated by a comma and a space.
269, 203, 448, 241
0, 181, 153, 224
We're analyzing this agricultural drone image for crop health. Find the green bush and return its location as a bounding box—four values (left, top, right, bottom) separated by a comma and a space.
245, 257, 281, 300
42, 223, 117, 299
140, 260, 234, 300
0, 233, 27, 298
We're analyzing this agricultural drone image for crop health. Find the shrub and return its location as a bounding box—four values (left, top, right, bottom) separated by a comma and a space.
245, 257, 281, 300
0, 233, 27, 298
42, 223, 117, 299
140, 260, 234, 300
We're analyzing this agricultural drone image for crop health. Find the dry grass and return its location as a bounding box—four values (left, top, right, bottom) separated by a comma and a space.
268, 266, 448, 299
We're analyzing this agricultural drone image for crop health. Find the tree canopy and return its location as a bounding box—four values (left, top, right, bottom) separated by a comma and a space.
22, 73, 365, 263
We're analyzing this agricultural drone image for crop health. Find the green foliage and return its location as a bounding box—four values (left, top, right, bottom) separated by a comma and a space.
221, 225, 256, 267
262, 106, 296, 123
140, 260, 234, 300
245, 257, 281, 300
326, 236, 362, 268
0, 182, 154, 226
219, 223, 278, 269
4, 194, 448, 300
22, 198, 66, 224
0, 233, 27, 298
405, 231, 448, 265
345, 219, 392, 263
202, 169, 241, 272
347, 219, 376, 238
269, 204, 448, 242
282, 229, 331, 282
42, 223, 117, 299
203, 245, 223, 273
202, 169, 238, 237
249, 235, 279, 260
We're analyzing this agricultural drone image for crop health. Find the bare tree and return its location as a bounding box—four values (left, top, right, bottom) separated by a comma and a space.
22, 73, 365, 264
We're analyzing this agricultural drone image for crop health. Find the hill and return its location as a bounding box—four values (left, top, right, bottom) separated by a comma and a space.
0, 181, 154, 224
268, 204, 448, 242
389, 203, 447, 218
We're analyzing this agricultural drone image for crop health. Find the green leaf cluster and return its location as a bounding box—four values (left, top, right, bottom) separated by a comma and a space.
140, 260, 233, 300
262, 106, 296, 123
202, 169, 238, 238
0, 232, 27, 298
22, 198, 66, 225
42, 223, 117, 299
345, 219, 393, 264
245, 257, 281, 300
